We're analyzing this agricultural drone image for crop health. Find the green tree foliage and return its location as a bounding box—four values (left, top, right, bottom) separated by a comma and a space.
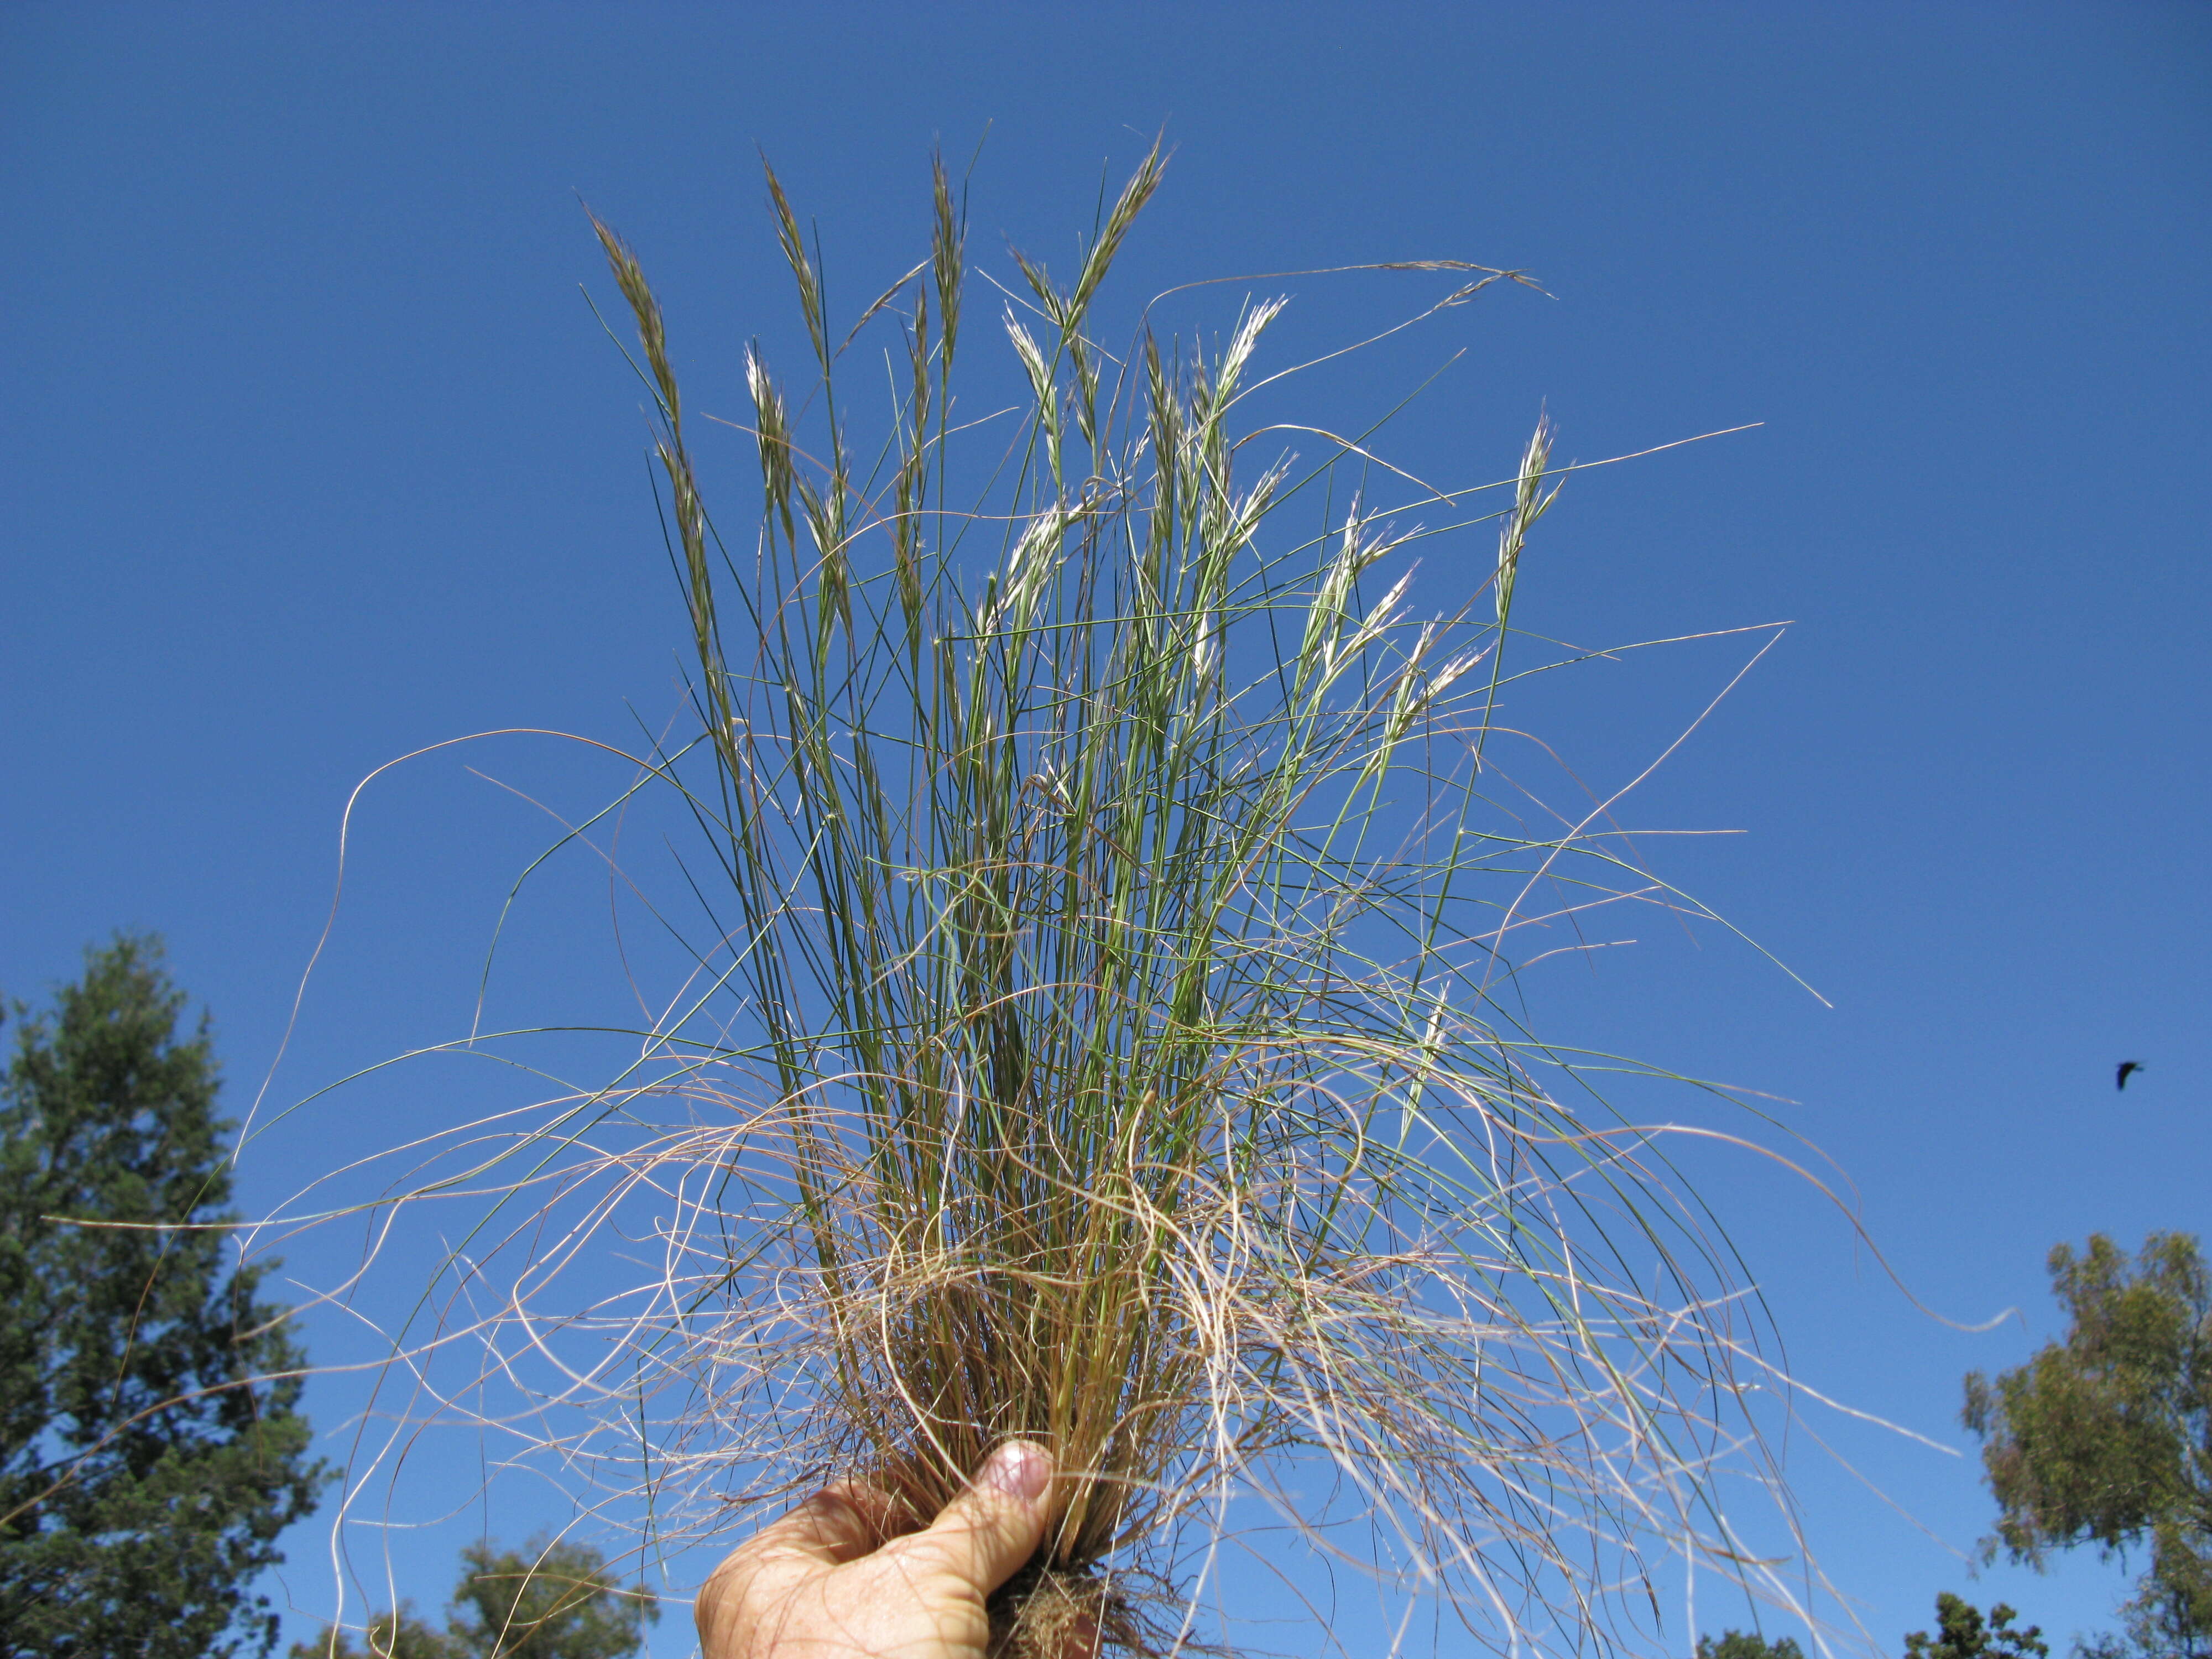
1965, 1233, 2212, 1658
291, 1536, 657, 1659
290, 1606, 457, 1659
447, 1537, 658, 1659
1698, 1629, 1807, 1659
0, 935, 327, 1658
1903, 1593, 2048, 1659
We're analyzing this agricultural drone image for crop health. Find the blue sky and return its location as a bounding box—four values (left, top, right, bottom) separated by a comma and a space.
4, 4, 2209, 1655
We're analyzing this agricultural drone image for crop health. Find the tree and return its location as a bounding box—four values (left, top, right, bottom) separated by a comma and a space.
447, 1537, 658, 1659
1964, 1233, 2212, 1659
289, 1606, 458, 1659
1699, 1630, 1807, 1659
291, 1535, 658, 1659
0, 935, 327, 1659
1903, 1593, 2048, 1659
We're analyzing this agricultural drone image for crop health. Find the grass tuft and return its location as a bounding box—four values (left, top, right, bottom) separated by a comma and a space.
286, 146, 1846, 1659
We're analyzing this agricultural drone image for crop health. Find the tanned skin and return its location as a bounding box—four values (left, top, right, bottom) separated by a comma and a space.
696, 1442, 1088, 1659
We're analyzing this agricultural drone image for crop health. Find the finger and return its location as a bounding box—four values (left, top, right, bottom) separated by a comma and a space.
695, 1482, 901, 1652
894, 1441, 1055, 1597
740, 1481, 902, 1569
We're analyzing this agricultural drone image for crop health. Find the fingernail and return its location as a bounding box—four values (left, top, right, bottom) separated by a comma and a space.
981, 1440, 1051, 1504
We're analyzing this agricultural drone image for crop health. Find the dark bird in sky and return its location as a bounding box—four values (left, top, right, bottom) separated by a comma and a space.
2117, 1061, 2145, 1091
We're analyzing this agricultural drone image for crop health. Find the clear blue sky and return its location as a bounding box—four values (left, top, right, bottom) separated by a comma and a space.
5, 5, 2208, 1655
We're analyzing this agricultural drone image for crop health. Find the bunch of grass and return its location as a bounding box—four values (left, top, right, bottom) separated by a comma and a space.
278, 145, 1844, 1659
486, 142, 1828, 1657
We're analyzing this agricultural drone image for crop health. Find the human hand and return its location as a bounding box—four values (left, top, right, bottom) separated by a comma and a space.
695, 1441, 1063, 1659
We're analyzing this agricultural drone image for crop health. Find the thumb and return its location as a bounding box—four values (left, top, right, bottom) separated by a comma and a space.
899, 1440, 1056, 1597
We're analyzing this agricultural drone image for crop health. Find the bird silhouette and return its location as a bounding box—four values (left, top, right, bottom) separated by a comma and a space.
2117, 1060, 2145, 1091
